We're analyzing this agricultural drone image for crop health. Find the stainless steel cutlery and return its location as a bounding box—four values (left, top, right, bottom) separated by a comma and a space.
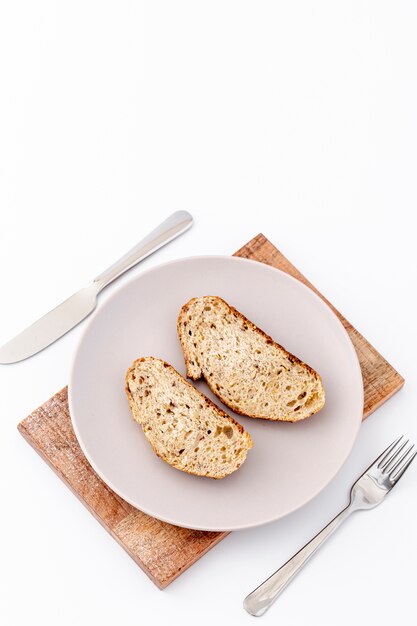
244, 436, 416, 617
0, 210, 193, 363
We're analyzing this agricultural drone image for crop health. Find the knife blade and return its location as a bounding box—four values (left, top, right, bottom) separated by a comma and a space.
0, 210, 193, 363
0, 286, 99, 364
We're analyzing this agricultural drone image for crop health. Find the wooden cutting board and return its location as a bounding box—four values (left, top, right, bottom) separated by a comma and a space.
18, 233, 404, 589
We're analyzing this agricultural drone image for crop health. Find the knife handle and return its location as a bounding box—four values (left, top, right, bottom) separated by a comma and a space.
93, 211, 193, 291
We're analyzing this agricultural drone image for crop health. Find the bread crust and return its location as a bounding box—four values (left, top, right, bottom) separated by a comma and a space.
177, 296, 325, 422
125, 356, 253, 479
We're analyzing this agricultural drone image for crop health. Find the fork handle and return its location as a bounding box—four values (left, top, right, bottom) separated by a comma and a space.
244, 505, 353, 617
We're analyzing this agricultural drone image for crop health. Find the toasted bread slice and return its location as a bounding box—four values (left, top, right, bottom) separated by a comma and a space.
125, 357, 252, 479
177, 296, 325, 422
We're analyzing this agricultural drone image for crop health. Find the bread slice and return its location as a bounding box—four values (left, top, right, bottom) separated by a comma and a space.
125, 357, 253, 479
177, 296, 325, 422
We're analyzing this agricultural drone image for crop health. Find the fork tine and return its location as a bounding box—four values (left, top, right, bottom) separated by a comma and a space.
387, 444, 415, 477
391, 450, 417, 483
375, 436, 404, 469
380, 439, 409, 472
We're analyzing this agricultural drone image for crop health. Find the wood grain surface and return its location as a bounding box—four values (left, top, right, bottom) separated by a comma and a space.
17, 233, 404, 588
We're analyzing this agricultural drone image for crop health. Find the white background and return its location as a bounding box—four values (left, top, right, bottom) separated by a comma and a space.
0, 2, 416, 625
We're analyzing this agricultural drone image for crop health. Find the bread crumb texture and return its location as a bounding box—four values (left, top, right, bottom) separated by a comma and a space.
178, 296, 325, 422
125, 357, 253, 479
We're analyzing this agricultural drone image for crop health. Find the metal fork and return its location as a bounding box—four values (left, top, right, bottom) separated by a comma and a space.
244, 436, 416, 617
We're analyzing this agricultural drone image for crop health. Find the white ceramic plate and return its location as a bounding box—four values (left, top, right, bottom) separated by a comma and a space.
69, 256, 363, 531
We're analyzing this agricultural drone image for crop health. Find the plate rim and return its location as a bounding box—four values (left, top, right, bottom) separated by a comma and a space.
68, 254, 364, 531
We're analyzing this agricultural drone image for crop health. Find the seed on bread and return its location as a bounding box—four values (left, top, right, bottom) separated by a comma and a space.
125, 357, 253, 479
177, 296, 325, 422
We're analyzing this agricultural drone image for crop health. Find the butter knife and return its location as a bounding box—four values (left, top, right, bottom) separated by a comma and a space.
0, 210, 193, 364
